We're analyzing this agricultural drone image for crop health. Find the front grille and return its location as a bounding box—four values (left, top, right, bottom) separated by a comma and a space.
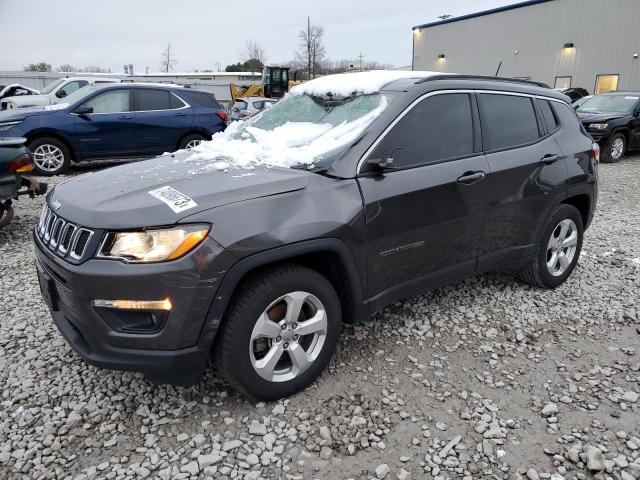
37, 204, 94, 262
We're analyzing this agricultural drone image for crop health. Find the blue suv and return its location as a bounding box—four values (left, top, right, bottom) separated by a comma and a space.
0, 84, 228, 175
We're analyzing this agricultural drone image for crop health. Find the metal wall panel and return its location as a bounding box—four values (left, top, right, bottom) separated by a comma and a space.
413, 0, 640, 92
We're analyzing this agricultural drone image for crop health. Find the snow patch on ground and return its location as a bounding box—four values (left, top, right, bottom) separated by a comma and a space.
290, 70, 443, 97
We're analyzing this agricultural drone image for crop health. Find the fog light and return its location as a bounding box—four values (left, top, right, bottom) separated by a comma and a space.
92, 298, 172, 311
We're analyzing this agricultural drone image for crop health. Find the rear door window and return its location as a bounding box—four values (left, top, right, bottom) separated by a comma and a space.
478, 93, 541, 151
538, 99, 559, 132
136, 89, 173, 111
372, 93, 474, 169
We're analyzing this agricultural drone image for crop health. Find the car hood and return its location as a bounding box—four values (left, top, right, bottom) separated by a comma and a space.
0, 106, 58, 123
48, 151, 310, 229
576, 111, 626, 123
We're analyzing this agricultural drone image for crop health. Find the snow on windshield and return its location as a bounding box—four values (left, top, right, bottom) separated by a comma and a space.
290, 70, 441, 97
188, 92, 388, 170
43, 102, 69, 111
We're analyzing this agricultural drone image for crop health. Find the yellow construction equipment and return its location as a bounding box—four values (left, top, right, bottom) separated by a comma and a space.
230, 66, 302, 103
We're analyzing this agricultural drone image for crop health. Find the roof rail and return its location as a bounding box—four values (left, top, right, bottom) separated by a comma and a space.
418, 74, 550, 89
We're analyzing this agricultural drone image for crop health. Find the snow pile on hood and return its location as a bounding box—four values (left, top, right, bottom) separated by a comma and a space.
187, 95, 388, 170
290, 70, 444, 97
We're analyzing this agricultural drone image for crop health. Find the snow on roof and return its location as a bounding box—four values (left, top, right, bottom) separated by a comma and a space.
290, 70, 444, 97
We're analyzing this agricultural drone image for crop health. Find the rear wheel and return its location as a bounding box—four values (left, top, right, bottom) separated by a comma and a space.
602, 133, 626, 163
178, 134, 207, 150
214, 265, 341, 401
516, 204, 584, 289
28, 137, 71, 175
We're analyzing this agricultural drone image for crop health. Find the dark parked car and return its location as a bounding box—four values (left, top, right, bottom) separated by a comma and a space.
576, 92, 640, 162
34, 73, 598, 400
0, 83, 228, 175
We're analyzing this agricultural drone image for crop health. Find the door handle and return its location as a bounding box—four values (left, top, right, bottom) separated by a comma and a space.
119, 115, 133, 120
457, 171, 486, 185
541, 154, 561, 165
175, 112, 187, 116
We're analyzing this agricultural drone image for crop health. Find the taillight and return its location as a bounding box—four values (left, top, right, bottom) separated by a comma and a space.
216, 111, 229, 122
8, 153, 34, 173
592, 142, 600, 163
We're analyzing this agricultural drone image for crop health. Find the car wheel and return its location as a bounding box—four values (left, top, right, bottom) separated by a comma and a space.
214, 264, 341, 401
516, 204, 584, 289
28, 137, 71, 175
602, 133, 626, 163
179, 134, 207, 150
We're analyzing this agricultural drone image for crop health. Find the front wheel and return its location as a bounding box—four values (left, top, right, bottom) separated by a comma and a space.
602, 133, 626, 163
516, 204, 584, 289
214, 265, 341, 401
28, 137, 71, 175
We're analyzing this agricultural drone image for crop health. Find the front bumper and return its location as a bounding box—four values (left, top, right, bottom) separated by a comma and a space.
34, 230, 236, 385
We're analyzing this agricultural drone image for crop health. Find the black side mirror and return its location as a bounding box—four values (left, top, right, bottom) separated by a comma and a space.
366, 156, 395, 172
55, 89, 67, 98
74, 105, 93, 115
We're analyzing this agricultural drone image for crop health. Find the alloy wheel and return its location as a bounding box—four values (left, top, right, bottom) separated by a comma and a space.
610, 137, 625, 159
33, 144, 64, 172
546, 219, 578, 277
249, 291, 328, 383
185, 139, 202, 149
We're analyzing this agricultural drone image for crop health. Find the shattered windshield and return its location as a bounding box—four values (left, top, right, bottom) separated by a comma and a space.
188, 92, 389, 171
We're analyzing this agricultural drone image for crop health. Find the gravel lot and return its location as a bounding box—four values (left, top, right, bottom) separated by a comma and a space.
1, 156, 640, 480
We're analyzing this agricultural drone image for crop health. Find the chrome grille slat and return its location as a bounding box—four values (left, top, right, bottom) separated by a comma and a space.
37, 204, 94, 261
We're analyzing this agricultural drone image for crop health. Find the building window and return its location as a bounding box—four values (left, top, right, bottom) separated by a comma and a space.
554, 76, 572, 89
595, 74, 619, 94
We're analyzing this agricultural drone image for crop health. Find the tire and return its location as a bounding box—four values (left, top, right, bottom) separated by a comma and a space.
517, 204, 584, 289
178, 133, 207, 150
214, 264, 341, 401
28, 137, 71, 176
601, 132, 626, 163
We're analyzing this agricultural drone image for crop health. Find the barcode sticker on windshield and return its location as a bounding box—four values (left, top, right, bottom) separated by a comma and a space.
148, 186, 197, 213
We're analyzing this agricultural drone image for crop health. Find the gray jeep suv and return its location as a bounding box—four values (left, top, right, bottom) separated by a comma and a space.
34, 72, 598, 400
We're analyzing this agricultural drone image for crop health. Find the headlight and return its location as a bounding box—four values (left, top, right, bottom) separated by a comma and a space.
98, 225, 210, 263
589, 123, 609, 130
0, 121, 20, 132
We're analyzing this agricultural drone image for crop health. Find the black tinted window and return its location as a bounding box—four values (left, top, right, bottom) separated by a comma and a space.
538, 100, 558, 131
169, 93, 184, 109
136, 89, 172, 111
479, 94, 541, 150
375, 93, 474, 169
182, 91, 221, 109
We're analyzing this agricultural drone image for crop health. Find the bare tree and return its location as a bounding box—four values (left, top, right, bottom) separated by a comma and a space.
241, 40, 266, 64
82, 65, 108, 73
58, 64, 77, 73
239, 40, 266, 74
296, 18, 326, 79
23, 62, 52, 72
160, 43, 177, 73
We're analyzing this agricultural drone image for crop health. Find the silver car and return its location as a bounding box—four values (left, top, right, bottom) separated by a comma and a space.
229, 97, 277, 121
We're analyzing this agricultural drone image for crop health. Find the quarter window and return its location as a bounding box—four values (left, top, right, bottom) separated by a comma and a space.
538, 100, 558, 132
86, 90, 130, 113
478, 94, 541, 151
372, 93, 474, 169
136, 89, 173, 111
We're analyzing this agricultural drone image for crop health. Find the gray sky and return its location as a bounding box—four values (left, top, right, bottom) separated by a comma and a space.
0, 0, 514, 73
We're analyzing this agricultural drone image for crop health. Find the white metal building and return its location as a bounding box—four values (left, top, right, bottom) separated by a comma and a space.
412, 0, 640, 93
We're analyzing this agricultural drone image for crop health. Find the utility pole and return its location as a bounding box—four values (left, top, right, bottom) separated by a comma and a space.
307, 16, 312, 79
357, 53, 364, 71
